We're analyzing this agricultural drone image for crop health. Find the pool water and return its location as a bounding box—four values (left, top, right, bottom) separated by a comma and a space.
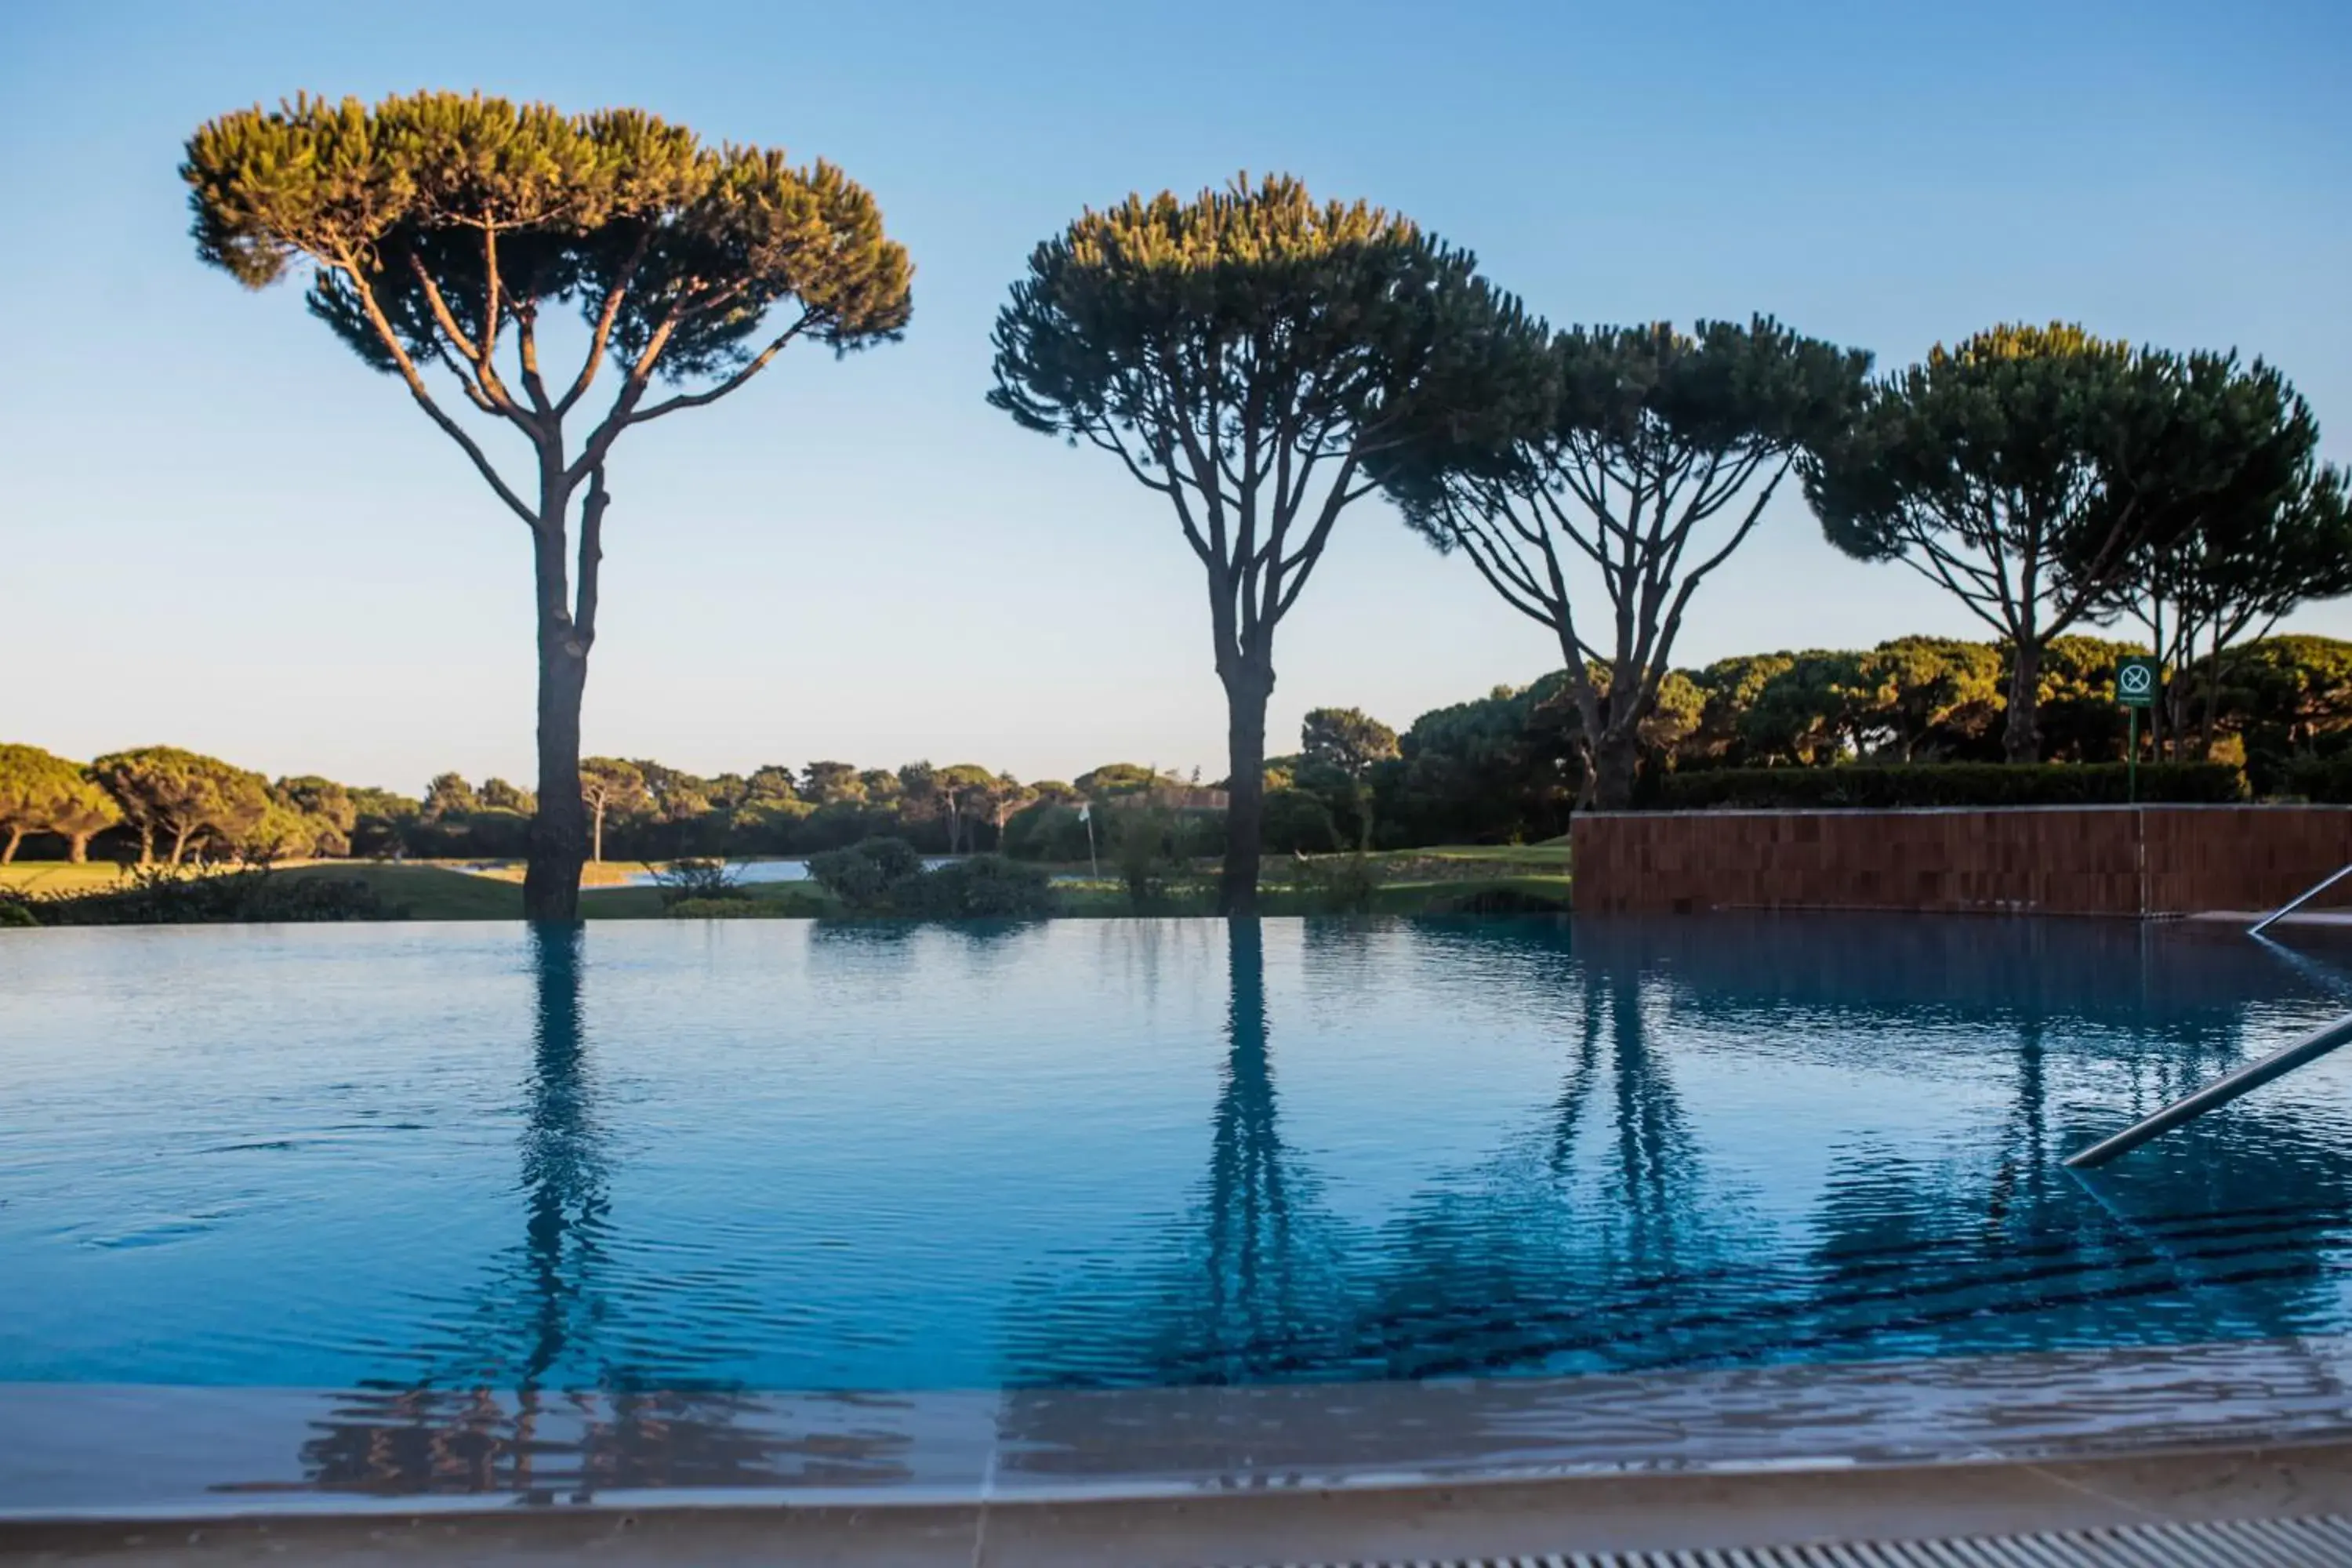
5, 916, 2352, 1400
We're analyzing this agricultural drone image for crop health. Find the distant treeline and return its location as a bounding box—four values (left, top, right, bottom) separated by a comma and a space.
8, 632, 2352, 866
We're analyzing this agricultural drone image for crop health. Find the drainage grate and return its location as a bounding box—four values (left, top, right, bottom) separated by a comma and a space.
1244, 1512, 2352, 1566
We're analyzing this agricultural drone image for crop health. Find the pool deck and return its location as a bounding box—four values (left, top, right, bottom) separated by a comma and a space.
5, 1439, 2352, 1564
7, 1335, 2352, 1563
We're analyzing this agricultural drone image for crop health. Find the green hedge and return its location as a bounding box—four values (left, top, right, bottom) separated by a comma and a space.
2285, 755, 2352, 804
1653, 761, 2247, 811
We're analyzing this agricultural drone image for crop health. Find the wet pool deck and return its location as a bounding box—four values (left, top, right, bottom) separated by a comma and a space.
7, 1336, 2352, 1563
5, 1439, 2352, 1564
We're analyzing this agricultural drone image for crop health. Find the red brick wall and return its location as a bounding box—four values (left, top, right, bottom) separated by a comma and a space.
1570, 806, 2352, 917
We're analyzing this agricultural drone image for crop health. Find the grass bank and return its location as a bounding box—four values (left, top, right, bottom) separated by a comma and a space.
1, 844, 1570, 922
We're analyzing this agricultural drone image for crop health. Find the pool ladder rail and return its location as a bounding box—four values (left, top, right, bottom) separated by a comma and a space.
2063, 862, 2352, 1168
2248, 858, 2352, 937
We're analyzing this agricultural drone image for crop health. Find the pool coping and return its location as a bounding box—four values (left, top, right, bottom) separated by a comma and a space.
6, 1437, 2352, 1565
6, 1334, 2352, 1526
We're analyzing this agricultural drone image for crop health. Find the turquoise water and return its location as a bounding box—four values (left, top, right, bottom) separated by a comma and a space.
5, 916, 2352, 1396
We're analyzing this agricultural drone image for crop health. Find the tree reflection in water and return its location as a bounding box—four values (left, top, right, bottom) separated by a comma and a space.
289, 913, 2352, 1494
298, 924, 920, 1498
1007, 916, 2352, 1391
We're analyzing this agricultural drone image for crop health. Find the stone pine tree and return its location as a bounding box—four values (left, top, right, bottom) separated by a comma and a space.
1375, 318, 1871, 808
183, 93, 912, 918
2093, 361, 2352, 757
577, 757, 651, 863
0, 745, 121, 864
1300, 706, 1398, 848
989, 175, 1542, 913
89, 747, 271, 865
1802, 324, 2210, 763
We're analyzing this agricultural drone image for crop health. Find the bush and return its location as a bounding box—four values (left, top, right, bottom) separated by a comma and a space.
1112, 807, 1192, 909
887, 855, 1056, 918
1001, 802, 1094, 862
807, 837, 923, 911
2285, 754, 2352, 803
0, 898, 37, 928
27, 866, 401, 924
1261, 788, 1339, 854
1283, 851, 1380, 913
647, 858, 750, 909
1651, 761, 2246, 811
1434, 884, 1572, 914
666, 896, 786, 919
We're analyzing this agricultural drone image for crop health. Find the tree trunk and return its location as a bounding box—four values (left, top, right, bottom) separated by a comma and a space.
2003, 639, 2042, 763
592, 800, 605, 864
524, 466, 605, 922
1, 826, 20, 864
67, 831, 91, 864
2201, 621, 2224, 761
169, 823, 195, 866
1590, 728, 1640, 811
1218, 662, 1273, 916
524, 605, 590, 920
136, 825, 153, 866
528, 636, 590, 917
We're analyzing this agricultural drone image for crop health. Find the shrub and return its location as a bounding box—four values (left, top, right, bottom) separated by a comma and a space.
647, 858, 750, 909
1111, 807, 1189, 909
1001, 801, 1094, 862
1283, 851, 1380, 913
0, 898, 37, 928
1261, 788, 1338, 854
887, 855, 1056, 919
28, 866, 401, 924
666, 896, 785, 919
808, 837, 922, 911
2285, 754, 2352, 804
1651, 761, 2246, 811
1436, 884, 1571, 914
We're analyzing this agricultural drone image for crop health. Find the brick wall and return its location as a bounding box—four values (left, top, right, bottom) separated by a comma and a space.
1570, 806, 2352, 917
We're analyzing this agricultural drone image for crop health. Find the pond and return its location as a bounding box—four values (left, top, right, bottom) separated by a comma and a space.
604, 856, 954, 887
5, 914, 2352, 1505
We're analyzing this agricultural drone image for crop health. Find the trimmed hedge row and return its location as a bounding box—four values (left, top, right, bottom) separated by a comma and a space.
1651, 761, 2248, 811
2285, 755, 2352, 804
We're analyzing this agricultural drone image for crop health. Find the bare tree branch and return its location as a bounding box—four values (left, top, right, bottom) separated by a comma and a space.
556, 230, 652, 417
336, 259, 539, 530
575, 467, 608, 642
628, 310, 818, 426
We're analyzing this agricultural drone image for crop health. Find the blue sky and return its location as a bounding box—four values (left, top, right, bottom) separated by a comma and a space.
3, 0, 2348, 789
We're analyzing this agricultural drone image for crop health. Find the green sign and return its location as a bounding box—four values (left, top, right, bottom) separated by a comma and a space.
2114, 657, 2160, 708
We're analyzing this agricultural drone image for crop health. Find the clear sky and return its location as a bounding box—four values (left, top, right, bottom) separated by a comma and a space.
3, 0, 2348, 791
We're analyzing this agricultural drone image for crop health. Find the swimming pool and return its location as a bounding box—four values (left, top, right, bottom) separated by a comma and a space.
5, 915, 2352, 1506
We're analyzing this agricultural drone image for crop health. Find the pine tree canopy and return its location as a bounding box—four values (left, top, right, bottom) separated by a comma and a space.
183, 91, 912, 518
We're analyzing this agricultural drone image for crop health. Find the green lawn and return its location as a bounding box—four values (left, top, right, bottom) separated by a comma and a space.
0, 862, 129, 895
3, 848, 1570, 922
0, 861, 527, 919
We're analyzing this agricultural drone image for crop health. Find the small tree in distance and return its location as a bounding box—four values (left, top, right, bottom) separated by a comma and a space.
89, 747, 271, 865
1301, 706, 1399, 848
578, 757, 651, 863
422, 771, 481, 822
989, 174, 1544, 913
0, 746, 119, 864
183, 92, 912, 918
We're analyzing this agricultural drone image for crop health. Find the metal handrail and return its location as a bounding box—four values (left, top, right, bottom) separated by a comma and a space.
2063, 1007, 2352, 1169
2249, 862, 2352, 936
